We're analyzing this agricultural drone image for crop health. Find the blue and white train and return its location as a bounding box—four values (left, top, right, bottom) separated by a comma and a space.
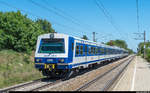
34, 33, 128, 78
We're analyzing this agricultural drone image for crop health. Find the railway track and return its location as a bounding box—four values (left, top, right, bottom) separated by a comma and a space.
0, 56, 134, 92
75, 55, 135, 91
0, 78, 62, 92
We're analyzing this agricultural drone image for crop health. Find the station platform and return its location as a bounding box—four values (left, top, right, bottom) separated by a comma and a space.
113, 56, 150, 91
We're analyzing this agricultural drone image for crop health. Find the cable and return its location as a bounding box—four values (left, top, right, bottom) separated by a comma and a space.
43, 0, 81, 25
94, 0, 135, 50
31, 0, 104, 35
94, 0, 126, 40
0, 0, 42, 19
28, 0, 84, 27
0, 0, 85, 37
28, 0, 107, 39
0, 0, 118, 42
43, 0, 98, 32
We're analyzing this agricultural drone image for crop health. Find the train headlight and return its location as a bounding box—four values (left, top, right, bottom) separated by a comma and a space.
36, 59, 42, 62
58, 59, 64, 62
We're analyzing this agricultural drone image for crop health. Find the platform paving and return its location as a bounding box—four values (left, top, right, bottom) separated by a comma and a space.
113, 56, 150, 91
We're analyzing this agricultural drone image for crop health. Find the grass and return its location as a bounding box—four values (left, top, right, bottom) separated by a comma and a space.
0, 49, 43, 88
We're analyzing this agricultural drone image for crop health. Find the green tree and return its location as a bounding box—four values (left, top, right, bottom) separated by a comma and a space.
106, 40, 115, 46
0, 29, 5, 50
36, 19, 55, 33
146, 48, 150, 62
126, 48, 134, 54
106, 40, 128, 49
82, 35, 88, 40
0, 11, 55, 53
106, 39, 133, 54
137, 41, 150, 61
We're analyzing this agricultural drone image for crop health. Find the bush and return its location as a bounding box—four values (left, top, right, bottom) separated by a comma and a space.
0, 11, 55, 53
146, 48, 150, 62
23, 54, 30, 64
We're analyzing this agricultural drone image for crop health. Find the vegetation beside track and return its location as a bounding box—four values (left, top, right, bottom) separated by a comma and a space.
0, 11, 54, 88
106, 40, 134, 54
137, 42, 150, 62
0, 11, 55, 54
0, 50, 43, 88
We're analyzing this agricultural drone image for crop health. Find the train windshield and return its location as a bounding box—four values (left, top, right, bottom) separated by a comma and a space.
39, 39, 65, 53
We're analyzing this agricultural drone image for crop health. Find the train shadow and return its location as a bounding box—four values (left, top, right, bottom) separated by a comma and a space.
40, 77, 60, 82
69, 58, 121, 80
41, 57, 124, 81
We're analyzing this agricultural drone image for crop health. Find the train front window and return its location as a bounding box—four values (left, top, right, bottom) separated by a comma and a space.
39, 39, 65, 53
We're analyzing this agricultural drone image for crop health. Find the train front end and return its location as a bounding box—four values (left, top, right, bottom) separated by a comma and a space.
34, 33, 74, 78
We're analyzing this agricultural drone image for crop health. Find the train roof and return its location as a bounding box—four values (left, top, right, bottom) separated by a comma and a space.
69, 34, 127, 51
39, 33, 128, 52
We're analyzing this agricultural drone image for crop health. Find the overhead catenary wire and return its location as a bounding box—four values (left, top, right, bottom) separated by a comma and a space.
0, 0, 42, 19
29, 0, 111, 40
94, 0, 135, 50
0, 0, 131, 45
94, 0, 126, 40
42, 0, 127, 43
0, 0, 84, 37
42, 0, 82, 26
42, 0, 99, 33
0, 0, 99, 40
28, 0, 98, 35
28, 0, 98, 38
28, 0, 82, 26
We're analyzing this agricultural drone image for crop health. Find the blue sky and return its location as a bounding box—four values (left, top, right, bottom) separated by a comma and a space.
0, 0, 149, 52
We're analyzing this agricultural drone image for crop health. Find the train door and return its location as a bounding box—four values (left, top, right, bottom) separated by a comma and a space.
98, 47, 100, 60
68, 37, 74, 63
85, 45, 88, 62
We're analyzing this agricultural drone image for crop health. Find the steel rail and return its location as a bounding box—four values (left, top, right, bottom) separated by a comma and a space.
76, 55, 135, 91
101, 56, 134, 91
31, 79, 62, 91
0, 79, 41, 93
0, 78, 62, 92
0, 56, 133, 92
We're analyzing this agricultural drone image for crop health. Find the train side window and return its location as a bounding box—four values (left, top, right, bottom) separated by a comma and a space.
113, 49, 115, 54
98, 47, 100, 54
108, 49, 110, 55
109, 49, 111, 54
102, 48, 104, 54
111, 49, 113, 54
80, 45, 83, 55
106, 49, 108, 55
106, 48, 108, 55
76, 45, 79, 55
91, 47, 93, 54
115, 50, 117, 54
116, 50, 117, 54
93, 47, 95, 54
94, 47, 95, 54
88, 46, 90, 54
100, 48, 104, 55
96, 47, 98, 54
104, 48, 106, 55
72, 43, 74, 51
